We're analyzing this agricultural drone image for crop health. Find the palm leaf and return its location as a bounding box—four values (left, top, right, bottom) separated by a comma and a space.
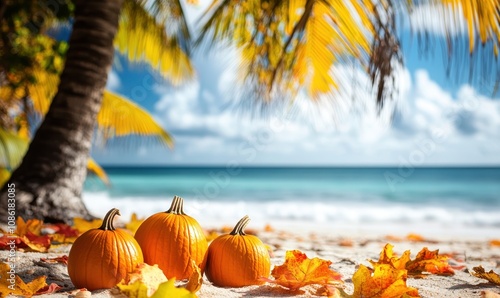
116, 0, 194, 84
198, 0, 376, 104
87, 157, 110, 185
97, 91, 173, 148
0, 128, 29, 169
0, 168, 11, 188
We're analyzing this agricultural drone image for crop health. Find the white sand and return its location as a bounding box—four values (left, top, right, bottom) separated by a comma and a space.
2, 225, 500, 298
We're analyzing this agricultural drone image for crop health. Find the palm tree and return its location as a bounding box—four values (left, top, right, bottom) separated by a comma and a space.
1, 0, 499, 222
0, 0, 192, 222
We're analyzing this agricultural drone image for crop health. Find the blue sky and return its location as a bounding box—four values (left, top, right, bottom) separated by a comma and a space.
92, 2, 500, 166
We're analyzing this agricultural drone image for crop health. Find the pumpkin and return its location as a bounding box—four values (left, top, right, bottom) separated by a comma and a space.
205, 215, 271, 287
134, 195, 208, 280
67, 208, 144, 290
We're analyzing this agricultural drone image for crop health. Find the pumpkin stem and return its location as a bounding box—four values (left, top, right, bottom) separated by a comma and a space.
166, 195, 186, 215
99, 208, 120, 231
230, 215, 250, 236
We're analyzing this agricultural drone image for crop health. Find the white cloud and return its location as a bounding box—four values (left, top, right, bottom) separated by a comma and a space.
106, 70, 121, 91
407, 3, 467, 37
151, 49, 500, 166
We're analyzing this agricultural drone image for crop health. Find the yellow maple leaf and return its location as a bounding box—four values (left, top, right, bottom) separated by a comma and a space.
264, 250, 342, 291
0, 262, 48, 297
471, 266, 500, 285
371, 244, 454, 276
72, 217, 102, 234
150, 279, 197, 298
116, 263, 167, 297
348, 264, 420, 298
370, 244, 411, 271
125, 213, 144, 234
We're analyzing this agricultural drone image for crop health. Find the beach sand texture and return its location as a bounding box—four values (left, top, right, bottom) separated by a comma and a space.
2, 226, 499, 298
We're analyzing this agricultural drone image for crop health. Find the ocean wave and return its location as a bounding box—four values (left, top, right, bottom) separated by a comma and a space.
83, 191, 500, 228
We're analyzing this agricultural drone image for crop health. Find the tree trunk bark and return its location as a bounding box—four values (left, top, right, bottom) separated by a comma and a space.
0, 0, 122, 223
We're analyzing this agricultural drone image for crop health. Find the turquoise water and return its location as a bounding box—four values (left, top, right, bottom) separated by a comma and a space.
83, 167, 500, 227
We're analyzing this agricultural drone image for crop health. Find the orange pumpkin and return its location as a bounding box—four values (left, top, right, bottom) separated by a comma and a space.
205, 215, 271, 287
134, 195, 208, 280
67, 208, 143, 290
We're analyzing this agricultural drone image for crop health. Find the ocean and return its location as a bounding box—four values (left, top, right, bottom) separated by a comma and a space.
83, 167, 500, 237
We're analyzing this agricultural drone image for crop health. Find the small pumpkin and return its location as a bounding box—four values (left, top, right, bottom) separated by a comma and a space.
205, 215, 271, 287
67, 208, 144, 290
134, 195, 208, 280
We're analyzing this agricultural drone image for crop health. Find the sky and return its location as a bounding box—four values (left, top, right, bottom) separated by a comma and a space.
92, 2, 500, 167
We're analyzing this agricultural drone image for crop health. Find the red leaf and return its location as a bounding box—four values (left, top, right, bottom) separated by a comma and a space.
36, 283, 62, 295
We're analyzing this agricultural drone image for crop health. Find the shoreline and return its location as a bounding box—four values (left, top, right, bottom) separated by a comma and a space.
2, 222, 499, 298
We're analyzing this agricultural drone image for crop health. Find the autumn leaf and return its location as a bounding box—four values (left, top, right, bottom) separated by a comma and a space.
371, 245, 454, 276
345, 264, 419, 298
150, 279, 197, 298
116, 263, 168, 297
406, 247, 454, 276
0, 262, 48, 297
16, 217, 43, 236
35, 283, 63, 295
0, 233, 50, 252
471, 266, 500, 285
370, 244, 411, 271
489, 240, 500, 247
263, 250, 342, 291
40, 255, 69, 265
185, 261, 202, 293
72, 217, 103, 234
406, 234, 426, 242
45, 223, 80, 243
125, 213, 145, 234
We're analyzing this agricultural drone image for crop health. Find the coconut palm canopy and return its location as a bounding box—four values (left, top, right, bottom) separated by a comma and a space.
0, 0, 196, 178
0, 0, 499, 222
1, 0, 498, 141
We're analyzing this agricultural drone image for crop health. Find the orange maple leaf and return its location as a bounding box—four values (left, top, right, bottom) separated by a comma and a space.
16, 217, 44, 236
0, 262, 49, 297
471, 266, 500, 285
406, 247, 454, 276
371, 244, 411, 271
489, 240, 500, 247
371, 244, 454, 276
263, 250, 342, 291
347, 264, 420, 298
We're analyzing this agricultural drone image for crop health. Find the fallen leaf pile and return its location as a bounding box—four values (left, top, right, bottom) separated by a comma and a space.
370, 243, 455, 276
2, 214, 499, 298
0, 214, 142, 252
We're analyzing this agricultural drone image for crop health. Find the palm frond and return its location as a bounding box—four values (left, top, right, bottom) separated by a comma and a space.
0, 128, 29, 169
87, 157, 110, 185
198, 0, 377, 105
439, 0, 500, 54
406, 0, 500, 93
97, 91, 173, 148
116, 0, 194, 84
0, 168, 11, 188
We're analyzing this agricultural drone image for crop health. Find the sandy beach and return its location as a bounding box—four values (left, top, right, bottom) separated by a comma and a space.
2, 222, 499, 298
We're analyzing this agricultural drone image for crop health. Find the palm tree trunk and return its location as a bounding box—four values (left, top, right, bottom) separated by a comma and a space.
0, 0, 122, 223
